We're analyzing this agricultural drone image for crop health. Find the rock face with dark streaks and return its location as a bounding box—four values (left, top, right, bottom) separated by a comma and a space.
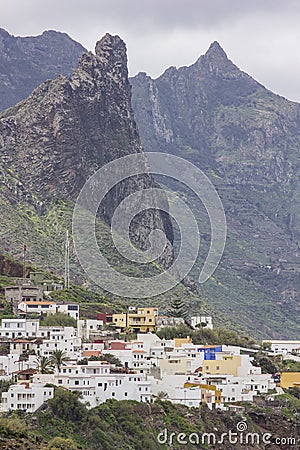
0, 33, 173, 270
131, 42, 300, 338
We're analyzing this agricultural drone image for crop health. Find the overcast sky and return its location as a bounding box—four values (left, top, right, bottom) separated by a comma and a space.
1, 0, 300, 101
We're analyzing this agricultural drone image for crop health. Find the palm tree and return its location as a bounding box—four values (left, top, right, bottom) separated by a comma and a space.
50, 350, 70, 373
34, 355, 54, 374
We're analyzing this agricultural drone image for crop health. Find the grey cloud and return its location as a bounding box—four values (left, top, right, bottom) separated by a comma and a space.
1, 0, 300, 101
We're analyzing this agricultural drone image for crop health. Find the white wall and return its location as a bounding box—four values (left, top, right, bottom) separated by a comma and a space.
0, 384, 54, 412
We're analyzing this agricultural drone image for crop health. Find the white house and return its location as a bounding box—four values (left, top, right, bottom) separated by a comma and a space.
148, 374, 217, 409
38, 326, 81, 358
77, 319, 103, 340
57, 303, 79, 320
263, 340, 300, 355
52, 361, 151, 407
190, 316, 213, 330
18, 301, 57, 316
0, 354, 24, 377
0, 383, 54, 412
0, 319, 39, 339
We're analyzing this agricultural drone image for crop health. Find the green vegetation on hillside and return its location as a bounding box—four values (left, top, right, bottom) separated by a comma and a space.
41, 313, 77, 328
0, 388, 299, 449
157, 324, 256, 348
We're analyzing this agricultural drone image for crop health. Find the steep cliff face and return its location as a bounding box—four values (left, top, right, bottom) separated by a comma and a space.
0, 28, 86, 111
0, 34, 173, 272
131, 42, 300, 338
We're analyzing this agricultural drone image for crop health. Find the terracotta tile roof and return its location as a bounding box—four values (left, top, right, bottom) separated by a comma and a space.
22, 301, 56, 305
82, 350, 101, 357
13, 368, 37, 375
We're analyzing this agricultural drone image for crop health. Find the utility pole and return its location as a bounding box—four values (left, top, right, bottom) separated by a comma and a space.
23, 244, 26, 279
64, 231, 70, 289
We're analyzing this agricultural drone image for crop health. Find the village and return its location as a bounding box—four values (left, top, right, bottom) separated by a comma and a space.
0, 271, 299, 414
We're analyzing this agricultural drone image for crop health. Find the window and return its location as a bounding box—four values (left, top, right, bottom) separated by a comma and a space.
124, 392, 127, 397
74, 380, 79, 385
58, 380, 62, 384
98, 383, 102, 387
112, 392, 115, 397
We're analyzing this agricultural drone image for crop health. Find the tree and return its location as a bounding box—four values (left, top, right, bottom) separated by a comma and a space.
50, 350, 70, 373
47, 436, 78, 449
157, 391, 168, 399
168, 298, 188, 319
261, 341, 272, 351
77, 354, 122, 367
252, 354, 279, 374
157, 324, 192, 340
41, 312, 77, 328
48, 388, 87, 422
34, 355, 54, 374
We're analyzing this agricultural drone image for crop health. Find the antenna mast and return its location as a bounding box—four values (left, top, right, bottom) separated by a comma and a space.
64, 231, 70, 289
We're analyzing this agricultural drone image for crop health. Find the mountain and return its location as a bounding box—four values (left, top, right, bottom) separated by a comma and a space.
0, 28, 86, 111
131, 42, 300, 338
0, 34, 171, 281
0, 33, 201, 315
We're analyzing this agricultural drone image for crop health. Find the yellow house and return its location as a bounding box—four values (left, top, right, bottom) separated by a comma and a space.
184, 381, 222, 404
112, 313, 127, 329
159, 356, 190, 375
174, 337, 192, 347
280, 372, 300, 389
112, 308, 158, 333
202, 355, 242, 377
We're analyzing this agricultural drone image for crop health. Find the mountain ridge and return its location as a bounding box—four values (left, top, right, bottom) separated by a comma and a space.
0, 33, 176, 282
130, 41, 300, 338
0, 28, 86, 111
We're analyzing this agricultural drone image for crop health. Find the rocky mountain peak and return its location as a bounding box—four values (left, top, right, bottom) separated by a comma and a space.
0, 33, 174, 269
205, 41, 228, 59
95, 33, 127, 67
195, 40, 249, 80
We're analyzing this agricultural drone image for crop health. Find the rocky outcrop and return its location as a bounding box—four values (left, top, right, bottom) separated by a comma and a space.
0, 34, 173, 270
131, 42, 300, 338
0, 28, 86, 111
